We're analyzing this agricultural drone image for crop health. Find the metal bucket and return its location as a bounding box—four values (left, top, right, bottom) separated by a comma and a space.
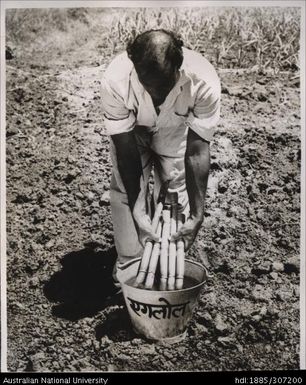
117, 258, 208, 343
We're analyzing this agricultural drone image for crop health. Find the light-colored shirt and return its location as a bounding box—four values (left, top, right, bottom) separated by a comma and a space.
101, 47, 221, 142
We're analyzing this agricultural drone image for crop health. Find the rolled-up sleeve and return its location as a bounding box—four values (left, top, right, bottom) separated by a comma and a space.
100, 78, 136, 136
185, 81, 221, 142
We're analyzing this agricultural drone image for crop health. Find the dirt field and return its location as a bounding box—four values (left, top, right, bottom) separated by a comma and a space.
5, 7, 301, 371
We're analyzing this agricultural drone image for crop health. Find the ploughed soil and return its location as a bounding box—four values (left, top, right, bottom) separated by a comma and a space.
5, 40, 301, 371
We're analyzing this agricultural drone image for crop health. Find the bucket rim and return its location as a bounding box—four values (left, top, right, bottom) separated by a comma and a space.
118, 257, 208, 294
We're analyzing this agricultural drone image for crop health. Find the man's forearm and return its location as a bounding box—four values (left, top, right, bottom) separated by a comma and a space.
185, 129, 211, 221
111, 131, 142, 210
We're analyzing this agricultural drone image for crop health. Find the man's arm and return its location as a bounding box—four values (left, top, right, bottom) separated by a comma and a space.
170, 67, 220, 250
171, 128, 210, 250
185, 128, 210, 223
111, 131, 159, 246
111, 131, 142, 211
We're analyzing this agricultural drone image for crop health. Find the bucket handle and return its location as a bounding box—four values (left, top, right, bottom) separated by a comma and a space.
116, 257, 142, 284
117, 257, 142, 272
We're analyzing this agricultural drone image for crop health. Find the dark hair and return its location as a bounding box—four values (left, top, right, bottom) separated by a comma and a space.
127, 29, 184, 74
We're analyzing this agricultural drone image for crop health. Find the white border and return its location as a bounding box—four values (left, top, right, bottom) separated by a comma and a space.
0, 0, 305, 9
0, 0, 305, 373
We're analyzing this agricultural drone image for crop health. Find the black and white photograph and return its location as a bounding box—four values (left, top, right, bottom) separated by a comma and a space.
0, 0, 305, 374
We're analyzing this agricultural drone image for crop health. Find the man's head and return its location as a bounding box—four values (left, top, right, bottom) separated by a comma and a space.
127, 30, 184, 104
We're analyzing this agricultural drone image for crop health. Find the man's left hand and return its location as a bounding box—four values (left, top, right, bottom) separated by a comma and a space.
170, 216, 203, 251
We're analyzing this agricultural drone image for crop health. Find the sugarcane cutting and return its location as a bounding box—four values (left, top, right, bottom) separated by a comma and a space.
135, 190, 186, 290
101, 29, 221, 291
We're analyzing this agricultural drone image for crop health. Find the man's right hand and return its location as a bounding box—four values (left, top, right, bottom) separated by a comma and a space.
132, 183, 160, 247
111, 131, 159, 247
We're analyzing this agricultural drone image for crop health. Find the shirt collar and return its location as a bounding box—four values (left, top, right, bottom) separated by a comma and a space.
178, 67, 189, 87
